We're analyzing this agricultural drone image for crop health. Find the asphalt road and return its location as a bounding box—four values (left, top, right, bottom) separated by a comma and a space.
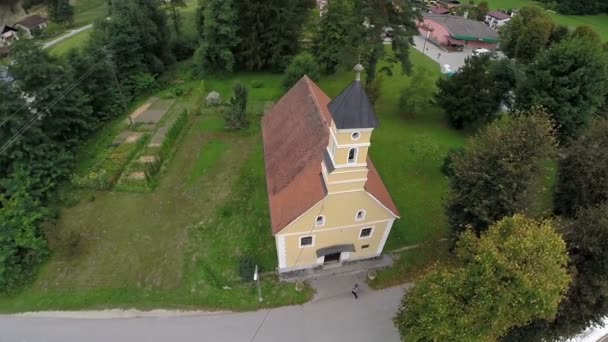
0, 285, 405, 342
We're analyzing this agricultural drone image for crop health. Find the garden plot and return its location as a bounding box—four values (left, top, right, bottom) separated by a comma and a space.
132, 99, 175, 124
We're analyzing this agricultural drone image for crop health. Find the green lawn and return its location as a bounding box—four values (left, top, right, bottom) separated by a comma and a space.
485, 0, 608, 40
48, 30, 91, 56
73, 0, 108, 27
0, 48, 465, 311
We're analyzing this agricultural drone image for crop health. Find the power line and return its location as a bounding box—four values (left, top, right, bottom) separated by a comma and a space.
0, 39, 157, 129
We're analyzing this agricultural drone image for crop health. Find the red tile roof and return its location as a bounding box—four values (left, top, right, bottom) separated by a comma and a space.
262, 76, 399, 235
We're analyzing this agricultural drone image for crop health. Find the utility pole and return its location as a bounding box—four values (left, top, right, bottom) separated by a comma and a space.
254, 265, 263, 302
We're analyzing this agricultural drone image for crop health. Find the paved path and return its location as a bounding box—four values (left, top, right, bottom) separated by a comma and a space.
412, 34, 471, 71
0, 284, 405, 342
42, 24, 93, 50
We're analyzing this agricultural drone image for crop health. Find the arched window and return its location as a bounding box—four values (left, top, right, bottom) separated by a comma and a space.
355, 210, 366, 221
316, 215, 325, 226
348, 148, 357, 164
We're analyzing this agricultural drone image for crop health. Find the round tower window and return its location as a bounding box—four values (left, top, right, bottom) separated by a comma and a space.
351, 132, 360, 140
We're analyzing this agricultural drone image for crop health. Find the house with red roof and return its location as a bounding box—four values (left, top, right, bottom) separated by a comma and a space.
262, 65, 400, 273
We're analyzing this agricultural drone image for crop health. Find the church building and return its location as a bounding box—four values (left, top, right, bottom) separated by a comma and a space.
262, 65, 400, 273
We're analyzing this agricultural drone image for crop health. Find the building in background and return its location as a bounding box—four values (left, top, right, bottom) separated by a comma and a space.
418, 14, 499, 51
485, 11, 512, 29
15, 15, 48, 38
263, 66, 400, 274
0, 25, 18, 46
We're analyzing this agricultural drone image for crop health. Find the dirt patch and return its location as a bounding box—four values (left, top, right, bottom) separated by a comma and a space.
124, 133, 143, 143
129, 101, 153, 120
128, 172, 146, 180
138, 156, 158, 164
111, 131, 134, 146
134, 110, 168, 124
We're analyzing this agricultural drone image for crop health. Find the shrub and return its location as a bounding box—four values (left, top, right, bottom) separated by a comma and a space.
238, 256, 257, 282
159, 110, 189, 161
365, 75, 383, 105
282, 52, 321, 89
251, 80, 264, 88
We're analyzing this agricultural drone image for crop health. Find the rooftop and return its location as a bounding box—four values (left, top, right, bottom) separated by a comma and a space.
423, 14, 499, 42
328, 71, 379, 130
15, 15, 48, 29
487, 11, 511, 20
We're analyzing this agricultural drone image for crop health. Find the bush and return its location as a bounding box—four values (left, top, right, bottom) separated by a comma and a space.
282, 52, 321, 89
238, 256, 257, 282
160, 110, 189, 160
365, 76, 383, 105
133, 73, 160, 94
251, 80, 264, 88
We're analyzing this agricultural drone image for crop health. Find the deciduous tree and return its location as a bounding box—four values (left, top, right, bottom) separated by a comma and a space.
515, 37, 608, 140
282, 52, 320, 89
435, 55, 502, 128
554, 118, 608, 217
394, 215, 571, 341
499, 6, 555, 63
446, 111, 557, 236
313, 0, 355, 74
193, 0, 238, 75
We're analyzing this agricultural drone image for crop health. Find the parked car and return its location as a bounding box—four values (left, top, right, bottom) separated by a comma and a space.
472, 48, 491, 56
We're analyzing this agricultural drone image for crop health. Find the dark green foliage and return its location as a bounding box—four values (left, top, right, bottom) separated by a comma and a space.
234, 0, 309, 71
499, 6, 555, 63
163, 0, 186, 37
446, 112, 557, 237
225, 83, 248, 130
554, 118, 608, 217
365, 75, 383, 106
399, 68, 434, 117
46, 0, 74, 25
238, 256, 256, 282
194, 0, 238, 75
440, 147, 465, 177
515, 38, 608, 140
88, 0, 173, 97
548, 24, 571, 45
159, 110, 188, 161
313, 0, 355, 74
282, 52, 320, 89
0, 180, 49, 292
435, 55, 503, 129
9, 40, 94, 147
342, 0, 420, 79
553, 0, 608, 15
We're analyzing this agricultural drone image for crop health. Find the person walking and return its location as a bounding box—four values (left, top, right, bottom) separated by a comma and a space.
351, 284, 360, 299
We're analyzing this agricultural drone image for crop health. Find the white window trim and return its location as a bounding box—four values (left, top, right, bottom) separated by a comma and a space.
355, 210, 366, 222
351, 132, 361, 141
315, 215, 325, 227
299, 235, 315, 248
358, 227, 374, 240
347, 147, 358, 164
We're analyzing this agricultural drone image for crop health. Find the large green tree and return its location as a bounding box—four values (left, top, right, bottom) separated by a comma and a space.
435, 55, 503, 129
193, 0, 238, 75
8, 40, 94, 147
499, 6, 555, 63
554, 118, 608, 217
163, 0, 186, 37
344, 0, 421, 80
46, 0, 74, 25
313, 0, 355, 74
446, 111, 557, 237
394, 215, 571, 341
516, 37, 608, 140
234, 0, 309, 71
506, 203, 608, 341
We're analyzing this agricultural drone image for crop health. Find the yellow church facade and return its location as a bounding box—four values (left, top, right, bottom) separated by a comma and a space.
262, 67, 400, 273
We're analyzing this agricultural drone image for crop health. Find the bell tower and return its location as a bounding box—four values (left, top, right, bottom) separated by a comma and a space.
322, 64, 379, 194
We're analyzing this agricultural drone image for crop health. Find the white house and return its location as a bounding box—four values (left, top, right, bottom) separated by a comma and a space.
485, 11, 511, 29
0, 25, 18, 46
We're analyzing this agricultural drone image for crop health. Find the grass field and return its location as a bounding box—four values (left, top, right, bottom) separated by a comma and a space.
48, 30, 91, 56
484, 0, 608, 40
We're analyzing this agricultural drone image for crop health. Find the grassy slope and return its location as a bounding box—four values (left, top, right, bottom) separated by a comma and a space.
485, 0, 608, 40
48, 29, 91, 56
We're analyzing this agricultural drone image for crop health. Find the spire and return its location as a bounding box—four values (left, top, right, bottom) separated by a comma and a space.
354, 63, 364, 82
